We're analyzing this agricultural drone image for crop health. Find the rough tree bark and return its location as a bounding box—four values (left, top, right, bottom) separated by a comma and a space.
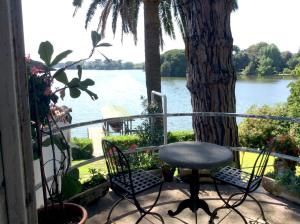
144, 0, 162, 105
181, 0, 238, 148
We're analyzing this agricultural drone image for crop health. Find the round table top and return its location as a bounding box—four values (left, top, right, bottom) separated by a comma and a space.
159, 141, 233, 169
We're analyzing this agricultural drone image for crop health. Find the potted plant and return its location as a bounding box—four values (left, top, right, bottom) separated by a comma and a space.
161, 164, 176, 182
262, 170, 300, 205
28, 31, 110, 224
268, 134, 299, 175
69, 168, 109, 205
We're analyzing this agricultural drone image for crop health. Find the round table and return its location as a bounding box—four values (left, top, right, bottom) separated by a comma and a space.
159, 141, 233, 220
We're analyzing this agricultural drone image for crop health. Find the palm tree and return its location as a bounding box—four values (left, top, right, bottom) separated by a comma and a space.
74, 0, 240, 156
72, 0, 183, 105
179, 0, 239, 149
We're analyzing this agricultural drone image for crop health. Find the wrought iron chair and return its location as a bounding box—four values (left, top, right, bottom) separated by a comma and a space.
209, 148, 271, 224
102, 140, 164, 224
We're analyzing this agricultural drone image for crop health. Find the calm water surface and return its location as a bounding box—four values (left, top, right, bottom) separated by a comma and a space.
60, 70, 293, 137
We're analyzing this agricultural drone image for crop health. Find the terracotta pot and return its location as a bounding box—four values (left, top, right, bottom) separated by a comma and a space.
38, 202, 88, 224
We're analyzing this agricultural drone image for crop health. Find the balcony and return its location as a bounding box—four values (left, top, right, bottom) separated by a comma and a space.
86, 180, 300, 223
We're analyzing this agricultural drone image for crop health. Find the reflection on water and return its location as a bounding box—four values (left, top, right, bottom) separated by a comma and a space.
59, 70, 293, 137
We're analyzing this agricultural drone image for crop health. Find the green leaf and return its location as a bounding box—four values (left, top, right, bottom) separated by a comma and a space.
68, 78, 80, 88
77, 65, 82, 80
60, 89, 66, 100
52, 135, 67, 151
81, 78, 95, 87
54, 69, 68, 84
38, 41, 54, 66
96, 42, 112, 47
91, 31, 101, 47
70, 87, 81, 98
50, 50, 73, 67
42, 137, 51, 147
84, 89, 98, 100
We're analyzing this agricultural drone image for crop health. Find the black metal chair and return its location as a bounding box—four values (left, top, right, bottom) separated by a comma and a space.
102, 140, 164, 224
209, 148, 271, 224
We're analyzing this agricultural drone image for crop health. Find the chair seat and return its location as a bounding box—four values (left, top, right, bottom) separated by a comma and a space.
112, 169, 162, 195
213, 166, 261, 191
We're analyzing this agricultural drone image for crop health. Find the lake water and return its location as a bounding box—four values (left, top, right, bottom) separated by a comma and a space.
60, 70, 293, 137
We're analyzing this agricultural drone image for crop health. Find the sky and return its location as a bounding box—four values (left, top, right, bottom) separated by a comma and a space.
22, 0, 300, 63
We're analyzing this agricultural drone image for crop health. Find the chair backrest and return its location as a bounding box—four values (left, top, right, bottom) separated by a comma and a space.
102, 140, 135, 193
247, 148, 271, 191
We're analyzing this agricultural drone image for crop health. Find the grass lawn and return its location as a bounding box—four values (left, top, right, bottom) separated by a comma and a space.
71, 159, 107, 182
72, 152, 299, 180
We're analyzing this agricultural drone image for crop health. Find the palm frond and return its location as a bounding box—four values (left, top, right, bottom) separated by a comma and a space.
97, 0, 113, 37
159, 0, 176, 40
72, 0, 83, 17
232, 0, 238, 11
85, 0, 107, 29
172, 0, 186, 39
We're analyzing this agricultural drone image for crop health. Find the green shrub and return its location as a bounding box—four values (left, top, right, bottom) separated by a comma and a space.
168, 130, 195, 143
103, 130, 195, 171
71, 137, 94, 160
61, 168, 82, 199
266, 170, 300, 197
238, 104, 290, 148
81, 168, 106, 191
103, 135, 140, 149
103, 130, 195, 149
287, 79, 300, 145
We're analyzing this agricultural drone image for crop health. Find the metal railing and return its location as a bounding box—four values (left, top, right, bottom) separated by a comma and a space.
35, 112, 300, 191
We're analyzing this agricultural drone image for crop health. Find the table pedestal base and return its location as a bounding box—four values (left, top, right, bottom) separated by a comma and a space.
168, 169, 212, 218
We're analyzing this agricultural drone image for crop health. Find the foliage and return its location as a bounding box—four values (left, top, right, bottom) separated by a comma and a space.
103, 130, 195, 171
292, 63, 300, 76
28, 31, 110, 210
268, 135, 299, 157
257, 56, 276, 76
61, 168, 82, 200
127, 150, 161, 171
266, 170, 300, 197
57, 59, 135, 70
287, 80, 300, 144
103, 135, 140, 149
104, 130, 195, 147
241, 61, 257, 75
73, 0, 184, 46
27, 40, 99, 125
233, 42, 300, 76
160, 49, 186, 77
136, 97, 164, 147
81, 168, 106, 191
268, 134, 299, 174
71, 138, 94, 160
167, 130, 195, 142
62, 168, 107, 199
233, 50, 250, 73
238, 104, 290, 149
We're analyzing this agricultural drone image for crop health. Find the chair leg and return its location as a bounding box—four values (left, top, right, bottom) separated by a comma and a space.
247, 193, 267, 222
211, 180, 249, 224
106, 197, 124, 224
135, 182, 164, 224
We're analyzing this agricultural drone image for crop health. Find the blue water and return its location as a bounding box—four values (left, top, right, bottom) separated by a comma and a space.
58, 70, 293, 137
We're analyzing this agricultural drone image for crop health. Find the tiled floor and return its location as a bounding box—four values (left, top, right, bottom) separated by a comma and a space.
86, 181, 300, 224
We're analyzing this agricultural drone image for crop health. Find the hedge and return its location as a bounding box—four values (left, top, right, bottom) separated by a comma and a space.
71, 137, 94, 160
103, 130, 195, 149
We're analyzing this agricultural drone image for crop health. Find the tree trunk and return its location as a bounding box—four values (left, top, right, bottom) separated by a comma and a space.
181, 0, 238, 148
144, 0, 161, 105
